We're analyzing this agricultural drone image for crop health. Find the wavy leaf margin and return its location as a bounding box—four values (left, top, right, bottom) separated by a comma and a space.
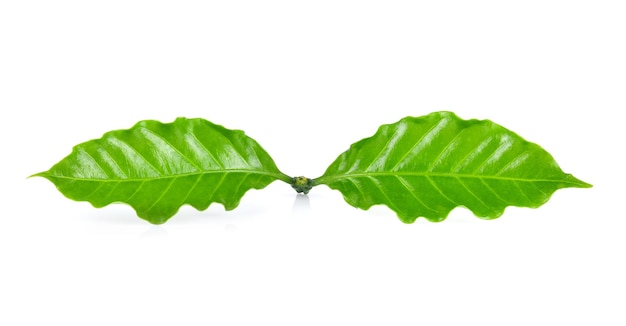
33, 118, 291, 224
314, 111, 591, 223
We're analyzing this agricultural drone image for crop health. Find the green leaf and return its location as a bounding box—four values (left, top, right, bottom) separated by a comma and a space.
33, 118, 291, 224
314, 111, 591, 223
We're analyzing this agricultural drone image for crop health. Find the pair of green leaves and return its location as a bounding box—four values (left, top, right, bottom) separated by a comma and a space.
34, 111, 591, 224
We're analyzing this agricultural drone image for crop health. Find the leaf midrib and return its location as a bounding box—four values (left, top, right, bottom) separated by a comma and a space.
316, 172, 579, 185
36, 169, 289, 183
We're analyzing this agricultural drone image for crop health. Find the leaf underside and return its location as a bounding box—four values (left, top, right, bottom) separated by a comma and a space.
34, 118, 289, 224
315, 111, 591, 223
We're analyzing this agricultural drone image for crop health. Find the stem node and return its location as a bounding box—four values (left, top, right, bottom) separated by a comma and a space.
290, 176, 313, 194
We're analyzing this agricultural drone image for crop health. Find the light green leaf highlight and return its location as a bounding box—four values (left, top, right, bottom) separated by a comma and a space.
314, 111, 591, 223
34, 118, 291, 224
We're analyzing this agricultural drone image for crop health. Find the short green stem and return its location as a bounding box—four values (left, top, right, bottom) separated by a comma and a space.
290, 176, 313, 194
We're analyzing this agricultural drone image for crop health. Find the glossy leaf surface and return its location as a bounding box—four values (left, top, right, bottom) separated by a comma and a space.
34, 118, 290, 224
315, 111, 591, 223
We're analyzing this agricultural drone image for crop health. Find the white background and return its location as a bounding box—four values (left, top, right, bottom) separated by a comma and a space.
1, 1, 624, 325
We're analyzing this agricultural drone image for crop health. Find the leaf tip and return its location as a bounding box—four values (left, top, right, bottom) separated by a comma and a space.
28, 171, 48, 179
565, 174, 592, 188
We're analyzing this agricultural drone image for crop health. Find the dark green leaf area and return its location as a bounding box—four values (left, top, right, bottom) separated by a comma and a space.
35, 118, 289, 224
316, 111, 591, 223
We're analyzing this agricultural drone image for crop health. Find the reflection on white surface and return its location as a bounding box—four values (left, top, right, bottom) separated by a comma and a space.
141, 225, 169, 238
224, 224, 238, 232
291, 194, 311, 214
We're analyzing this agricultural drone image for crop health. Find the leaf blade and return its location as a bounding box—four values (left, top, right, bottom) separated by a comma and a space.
34, 118, 290, 224
316, 111, 591, 223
